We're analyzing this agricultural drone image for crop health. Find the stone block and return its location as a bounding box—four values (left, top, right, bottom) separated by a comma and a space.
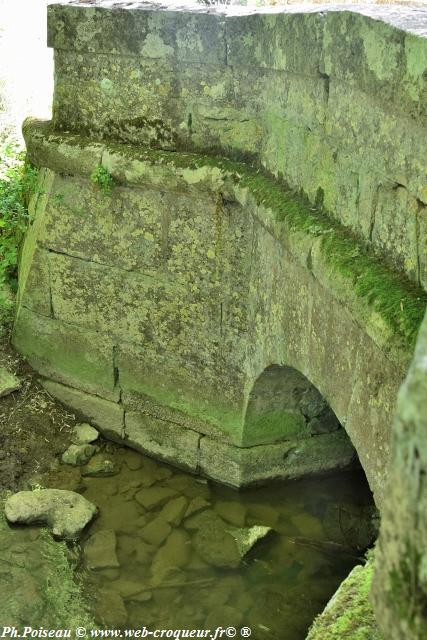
371, 185, 419, 280
17, 247, 51, 317
117, 341, 247, 447
226, 11, 324, 75
48, 4, 226, 64
23, 118, 103, 178
13, 307, 118, 401
41, 176, 166, 273
124, 411, 200, 473
199, 430, 356, 487
41, 380, 124, 442
345, 340, 405, 505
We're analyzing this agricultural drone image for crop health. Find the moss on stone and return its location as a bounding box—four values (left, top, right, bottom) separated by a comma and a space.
243, 409, 309, 446
306, 561, 383, 640
0, 494, 95, 628
39, 528, 96, 629
24, 122, 427, 349
110, 145, 426, 348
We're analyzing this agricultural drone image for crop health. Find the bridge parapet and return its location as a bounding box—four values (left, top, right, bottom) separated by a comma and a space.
48, 1, 427, 287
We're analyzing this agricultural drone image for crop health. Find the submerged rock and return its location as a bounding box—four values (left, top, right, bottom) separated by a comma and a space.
140, 516, 172, 547
62, 443, 96, 466
227, 525, 272, 557
184, 497, 211, 519
71, 423, 99, 445
82, 454, 119, 477
5, 489, 97, 539
124, 450, 143, 471
95, 589, 128, 626
84, 529, 119, 570
158, 496, 188, 525
0, 367, 21, 398
115, 580, 152, 601
215, 501, 247, 528
134, 487, 178, 510
151, 529, 191, 582
191, 510, 272, 568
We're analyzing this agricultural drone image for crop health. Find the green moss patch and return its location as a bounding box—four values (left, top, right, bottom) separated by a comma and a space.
0, 494, 95, 628
306, 561, 383, 640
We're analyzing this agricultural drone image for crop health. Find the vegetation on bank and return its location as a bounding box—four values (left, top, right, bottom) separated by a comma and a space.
0, 494, 95, 629
0, 140, 37, 329
306, 560, 383, 640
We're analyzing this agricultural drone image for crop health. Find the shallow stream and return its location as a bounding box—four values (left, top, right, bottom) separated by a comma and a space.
51, 441, 378, 639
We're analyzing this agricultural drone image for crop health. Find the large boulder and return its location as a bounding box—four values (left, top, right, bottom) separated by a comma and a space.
5, 489, 97, 539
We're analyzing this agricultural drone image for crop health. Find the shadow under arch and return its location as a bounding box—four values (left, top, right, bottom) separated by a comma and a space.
242, 363, 358, 478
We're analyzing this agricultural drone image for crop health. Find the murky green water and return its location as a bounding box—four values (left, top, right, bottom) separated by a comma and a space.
55, 441, 378, 639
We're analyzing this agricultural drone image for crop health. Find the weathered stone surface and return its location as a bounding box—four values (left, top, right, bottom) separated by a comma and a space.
62, 443, 96, 467
84, 529, 119, 570
13, 307, 119, 402
125, 412, 200, 473
307, 561, 381, 640
373, 309, 427, 639
227, 524, 272, 558
199, 430, 356, 488
0, 367, 20, 398
42, 2, 427, 287
191, 511, 241, 569
71, 423, 99, 445
19, 130, 413, 506
40, 380, 124, 442
5, 489, 97, 540
14, 3, 427, 528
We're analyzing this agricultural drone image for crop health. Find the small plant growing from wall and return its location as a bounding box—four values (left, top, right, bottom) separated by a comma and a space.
90, 165, 114, 196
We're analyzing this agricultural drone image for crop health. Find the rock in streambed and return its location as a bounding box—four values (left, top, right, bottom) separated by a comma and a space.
190, 510, 272, 568
0, 367, 21, 398
5, 489, 97, 539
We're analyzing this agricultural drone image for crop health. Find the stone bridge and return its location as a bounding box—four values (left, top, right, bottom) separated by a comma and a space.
13, 1, 427, 517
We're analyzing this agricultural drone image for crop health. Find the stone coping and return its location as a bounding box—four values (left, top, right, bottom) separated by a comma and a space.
55, 0, 427, 37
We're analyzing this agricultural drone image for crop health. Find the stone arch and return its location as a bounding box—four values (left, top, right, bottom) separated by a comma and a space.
242, 364, 342, 449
